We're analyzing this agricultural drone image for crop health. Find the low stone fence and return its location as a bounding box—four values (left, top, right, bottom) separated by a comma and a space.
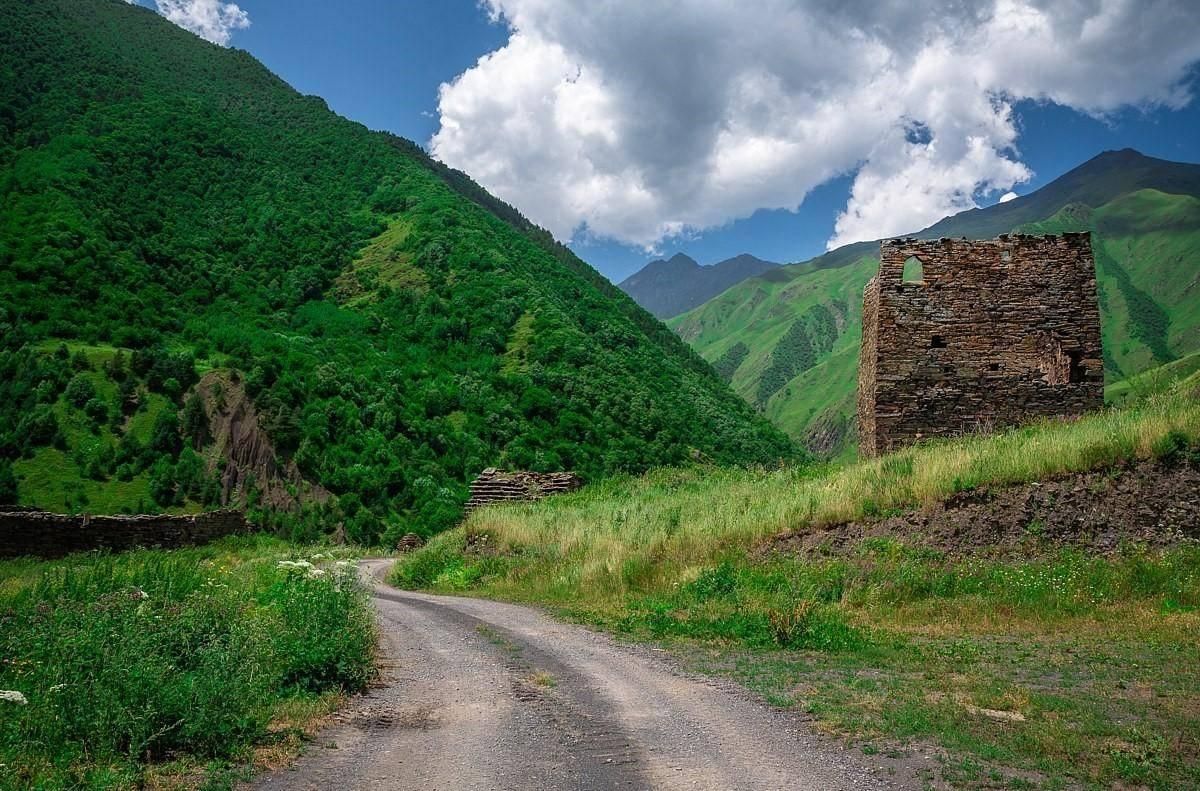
464, 469, 583, 513
0, 509, 250, 559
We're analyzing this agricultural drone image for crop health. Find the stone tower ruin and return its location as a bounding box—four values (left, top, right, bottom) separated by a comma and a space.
857, 233, 1103, 457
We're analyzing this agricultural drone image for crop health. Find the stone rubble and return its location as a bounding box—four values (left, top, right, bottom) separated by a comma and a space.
464, 468, 583, 513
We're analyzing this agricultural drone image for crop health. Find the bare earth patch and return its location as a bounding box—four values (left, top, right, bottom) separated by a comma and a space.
767, 458, 1199, 559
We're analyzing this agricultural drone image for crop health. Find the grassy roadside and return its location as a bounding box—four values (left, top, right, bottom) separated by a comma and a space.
391, 377, 1200, 788
0, 537, 375, 790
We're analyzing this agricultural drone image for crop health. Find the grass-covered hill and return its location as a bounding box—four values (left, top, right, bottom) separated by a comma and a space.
669, 150, 1200, 457
0, 0, 793, 540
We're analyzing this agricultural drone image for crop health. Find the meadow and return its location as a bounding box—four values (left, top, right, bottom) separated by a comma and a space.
394, 375, 1200, 788
0, 537, 375, 790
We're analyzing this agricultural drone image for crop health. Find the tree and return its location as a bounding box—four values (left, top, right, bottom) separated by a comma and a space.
149, 409, 181, 455
84, 397, 109, 425
0, 460, 17, 504
148, 457, 178, 507
18, 406, 60, 449
181, 393, 210, 449
64, 374, 96, 408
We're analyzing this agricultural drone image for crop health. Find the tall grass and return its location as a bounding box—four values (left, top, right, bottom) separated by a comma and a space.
0, 538, 374, 790
396, 377, 1200, 605
390, 380, 1200, 790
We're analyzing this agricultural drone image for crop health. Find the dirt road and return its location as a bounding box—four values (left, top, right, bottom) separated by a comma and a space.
252, 560, 918, 790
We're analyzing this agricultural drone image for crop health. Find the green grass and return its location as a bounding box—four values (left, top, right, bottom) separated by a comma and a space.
0, 538, 374, 790
397, 377, 1199, 603
1106, 351, 1200, 405
12, 342, 190, 514
392, 378, 1200, 788
12, 447, 157, 514
330, 217, 425, 306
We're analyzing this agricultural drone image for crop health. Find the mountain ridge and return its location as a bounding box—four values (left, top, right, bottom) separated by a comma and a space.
0, 0, 794, 539
768, 148, 1200, 279
618, 252, 779, 319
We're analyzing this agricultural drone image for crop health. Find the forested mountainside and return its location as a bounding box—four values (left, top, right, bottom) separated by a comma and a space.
618, 252, 779, 319
0, 0, 792, 541
670, 150, 1200, 457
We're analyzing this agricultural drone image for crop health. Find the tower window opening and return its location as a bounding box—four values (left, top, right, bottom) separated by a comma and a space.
902, 256, 925, 284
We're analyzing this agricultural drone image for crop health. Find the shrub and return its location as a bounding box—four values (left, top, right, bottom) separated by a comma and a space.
0, 460, 16, 503
64, 374, 96, 408
1151, 428, 1195, 464
0, 542, 374, 788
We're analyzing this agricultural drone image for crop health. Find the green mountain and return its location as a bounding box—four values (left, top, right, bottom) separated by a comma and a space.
669, 150, 1200, 457
0, 0, 793, 540
618, 252, 779, 319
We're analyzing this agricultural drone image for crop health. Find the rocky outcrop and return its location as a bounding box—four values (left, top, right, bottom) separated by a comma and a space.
0, 509, 249, 558
195, 371, 329, 511
464, 469, 583, 513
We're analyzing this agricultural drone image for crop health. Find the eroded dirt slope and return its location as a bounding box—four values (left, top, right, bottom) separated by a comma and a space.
195, 371, 328, 511
769, 458, 1199, 558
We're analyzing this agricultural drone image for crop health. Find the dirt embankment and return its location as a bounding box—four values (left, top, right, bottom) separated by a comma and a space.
195, 371, 329, 511
768, 458, 1200, 558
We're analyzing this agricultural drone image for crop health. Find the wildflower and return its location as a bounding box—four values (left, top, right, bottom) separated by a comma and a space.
48, 684, 67, 693
308, 568, 327, 578
131, 587, 149, 600
0, 691, 27, 705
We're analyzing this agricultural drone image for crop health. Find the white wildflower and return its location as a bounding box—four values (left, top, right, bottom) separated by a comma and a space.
49, 684, 67, 693
132, 587, 149, 600
0, 691, 27, 705
310, 553, 325, 560
307, 568, 326, 579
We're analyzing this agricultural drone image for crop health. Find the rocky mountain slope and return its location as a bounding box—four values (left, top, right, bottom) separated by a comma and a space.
669, 150, 1200, 456
0, 0, 792, 539
618, 253, 779, 319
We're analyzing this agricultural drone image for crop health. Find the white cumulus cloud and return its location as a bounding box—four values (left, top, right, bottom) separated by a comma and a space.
152, 0, 250, 46
430, 0, 1200, 251
999, 191, 1019, 203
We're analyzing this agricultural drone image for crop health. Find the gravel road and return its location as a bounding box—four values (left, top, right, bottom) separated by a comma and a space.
252, 559, 920, 790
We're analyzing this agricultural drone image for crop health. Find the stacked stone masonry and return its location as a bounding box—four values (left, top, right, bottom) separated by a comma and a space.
464, 468, 583, 512
0, 509, 249, 558
858, 233, 1103, 457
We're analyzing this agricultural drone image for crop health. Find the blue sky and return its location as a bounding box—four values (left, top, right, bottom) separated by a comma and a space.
138, 0, 1200, 283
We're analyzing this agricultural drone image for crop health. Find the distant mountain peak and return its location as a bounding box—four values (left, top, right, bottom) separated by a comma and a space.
619, 252, 780, 319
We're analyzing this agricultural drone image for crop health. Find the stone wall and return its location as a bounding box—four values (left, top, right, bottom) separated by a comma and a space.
0, 509, 249, 559
858, 233, 1103, 456
464, 469, 583, 513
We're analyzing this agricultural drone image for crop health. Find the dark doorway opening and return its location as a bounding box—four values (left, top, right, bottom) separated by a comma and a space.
1067, 350, 1085, 383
